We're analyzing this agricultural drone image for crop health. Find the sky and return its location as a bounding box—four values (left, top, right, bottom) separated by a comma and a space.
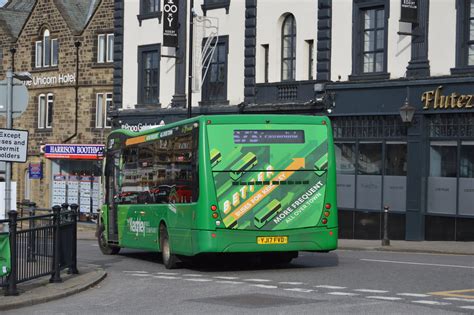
0, 0, 6, 7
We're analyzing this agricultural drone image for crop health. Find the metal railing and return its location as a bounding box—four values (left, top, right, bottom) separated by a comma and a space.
0, 203, 78, 296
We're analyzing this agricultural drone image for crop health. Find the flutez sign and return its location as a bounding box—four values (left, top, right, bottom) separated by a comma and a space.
422, 86, 473, 110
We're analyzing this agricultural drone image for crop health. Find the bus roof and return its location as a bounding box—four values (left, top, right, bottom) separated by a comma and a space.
108, 114, 330, 138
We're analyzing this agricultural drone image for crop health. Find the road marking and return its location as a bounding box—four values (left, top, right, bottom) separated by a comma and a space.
129, 274, 150, 277
155, 272, 179, 275
184, 278, 213, 282
397, 293, 430, 298
444, 297, 474, 302
366, 296, 402, 301
315, 285, 347, 289
216, 280, 244, 285
244, 278, 272, 282
284, 288, 314, 293
183, 274, 203, 277
279, 281, 305, 285
123, 271, 148, 273
354, 289, 389, 293
153, 275, 180, 280
361, 259, 474, 270
429, 288, 474, 299
327, 292, 359, 296
91, 244, 99, 247
412, 300, 451, 306
460, 306, 474, 310
251, 284, 278, 289
214, 276, 239, 280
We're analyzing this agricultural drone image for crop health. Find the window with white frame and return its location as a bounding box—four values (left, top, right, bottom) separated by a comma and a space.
97, 34, 114, 63
35, 29, 58, 68
38, 93, 53, 129
96, 93, 112, 128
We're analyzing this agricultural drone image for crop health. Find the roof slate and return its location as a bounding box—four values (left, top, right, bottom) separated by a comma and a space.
4, 0, 35, 12
54, 0, 100, 35
0, 8, 30, 38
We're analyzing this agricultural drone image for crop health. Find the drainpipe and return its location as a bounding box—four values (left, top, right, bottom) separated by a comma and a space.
64, 41, 81, 143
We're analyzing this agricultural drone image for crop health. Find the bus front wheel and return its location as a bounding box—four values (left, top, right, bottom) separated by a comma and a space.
159, 224, 178, 269
98, 226, 120, 255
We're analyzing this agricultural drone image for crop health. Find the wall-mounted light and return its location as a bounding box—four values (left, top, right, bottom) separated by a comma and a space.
399, 98, 416, 123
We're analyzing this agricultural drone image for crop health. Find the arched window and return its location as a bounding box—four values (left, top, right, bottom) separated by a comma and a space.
35, 28, 58, 68
281, 14, 296, 81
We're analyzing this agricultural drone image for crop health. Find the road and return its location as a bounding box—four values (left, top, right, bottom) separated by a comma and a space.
6, 240, 474, 314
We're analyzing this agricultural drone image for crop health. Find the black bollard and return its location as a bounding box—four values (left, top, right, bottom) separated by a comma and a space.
382, 205, 390, 246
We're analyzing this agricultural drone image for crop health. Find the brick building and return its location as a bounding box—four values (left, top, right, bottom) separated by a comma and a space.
0, 0, 114, 216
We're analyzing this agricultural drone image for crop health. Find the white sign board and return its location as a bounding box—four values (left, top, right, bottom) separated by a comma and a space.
0, 129, 28, 162
0, 182, 17, 220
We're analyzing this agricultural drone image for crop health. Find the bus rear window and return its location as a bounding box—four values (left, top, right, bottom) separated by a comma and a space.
233, 130, 305, 144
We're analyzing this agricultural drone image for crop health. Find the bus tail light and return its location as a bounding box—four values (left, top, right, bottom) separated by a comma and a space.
324, 211, 330, 217
325, 203, 331, 209
211, 205, 217, 211
212, 212, 218, 219
322, 218, 328, 224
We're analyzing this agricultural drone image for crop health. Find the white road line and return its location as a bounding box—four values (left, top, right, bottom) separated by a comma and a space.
184, 278, 213, 282
153, 275, 181, 280
155, 272, 179, 275
327, 292, 359, 296
366, 296, 402, 301
251, 284, 278, 289
460, 306, 474, 310
129, 274, 150, 277
214, 276, 239, 280
315, 285, 347, 289
444, 297, 474, 303
182, 274, 203, 277
361, 259, 474, 270
397, 293, 430, 298
216, 280, 244, 285
412, 300, 451, 306
279, 282, 305, 285
91, 244, 99, 247
354, 289, 389, 293
284, 288, 314, 293
244, 278, 272, 282
123, 271, 148, 273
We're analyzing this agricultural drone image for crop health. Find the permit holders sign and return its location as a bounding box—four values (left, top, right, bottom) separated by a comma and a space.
163, 0, 179, 47
0, 129, 28, 163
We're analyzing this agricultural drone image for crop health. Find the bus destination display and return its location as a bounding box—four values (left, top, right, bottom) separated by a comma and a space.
233, 130, 305, 144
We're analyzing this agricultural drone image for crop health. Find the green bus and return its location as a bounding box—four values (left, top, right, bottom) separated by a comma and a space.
98, 115, 338, 268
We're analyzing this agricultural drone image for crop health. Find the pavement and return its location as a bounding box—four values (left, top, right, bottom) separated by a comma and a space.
1, 222, 472, 310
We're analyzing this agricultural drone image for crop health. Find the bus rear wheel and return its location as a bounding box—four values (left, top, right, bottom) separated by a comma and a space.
160, 225, 178, 269
98, 226, 120, 255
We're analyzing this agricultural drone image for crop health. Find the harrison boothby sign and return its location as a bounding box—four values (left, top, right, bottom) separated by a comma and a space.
43, 144, 104, 160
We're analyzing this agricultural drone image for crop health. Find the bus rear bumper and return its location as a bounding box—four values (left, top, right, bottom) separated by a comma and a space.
190, 227, 338, 255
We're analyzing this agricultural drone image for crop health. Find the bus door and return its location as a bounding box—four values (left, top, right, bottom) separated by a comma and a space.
105, 151, 120, 242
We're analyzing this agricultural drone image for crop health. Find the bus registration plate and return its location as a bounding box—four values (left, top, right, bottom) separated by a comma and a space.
257, 236, 288, 244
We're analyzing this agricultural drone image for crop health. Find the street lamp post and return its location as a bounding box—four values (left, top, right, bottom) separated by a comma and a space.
3, 69, 31, 229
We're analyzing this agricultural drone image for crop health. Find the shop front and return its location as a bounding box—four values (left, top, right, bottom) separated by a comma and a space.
44, 144, 104, 220
327, 78, 474, 241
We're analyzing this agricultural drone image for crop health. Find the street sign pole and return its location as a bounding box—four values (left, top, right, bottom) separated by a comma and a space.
5, 70, 13, 226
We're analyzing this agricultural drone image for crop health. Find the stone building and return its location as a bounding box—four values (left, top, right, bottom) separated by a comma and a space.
0, 0, 114, 216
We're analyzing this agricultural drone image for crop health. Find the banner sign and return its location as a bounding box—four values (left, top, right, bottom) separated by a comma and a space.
44, 144, 104, 160
400, 0, 418, 24
163, 0, 179, 47
29, 162, 42, 179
